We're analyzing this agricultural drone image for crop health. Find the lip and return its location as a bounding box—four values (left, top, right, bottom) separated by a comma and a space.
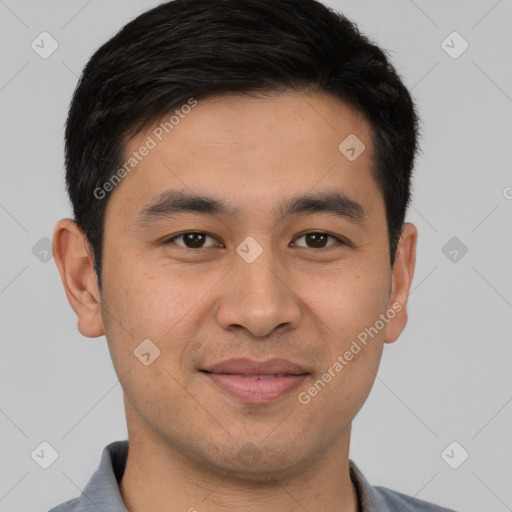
202, 357, 308, 376
200, 358, 309, 404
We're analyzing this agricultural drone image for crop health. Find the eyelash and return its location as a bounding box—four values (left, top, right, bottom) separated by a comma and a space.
161, 231, 347, 250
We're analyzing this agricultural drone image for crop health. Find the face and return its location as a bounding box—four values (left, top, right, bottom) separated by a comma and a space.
55, 90, 416, 479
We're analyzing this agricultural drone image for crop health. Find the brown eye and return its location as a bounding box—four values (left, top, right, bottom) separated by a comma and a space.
293, 232, 341, 249
165, 232, 218, 249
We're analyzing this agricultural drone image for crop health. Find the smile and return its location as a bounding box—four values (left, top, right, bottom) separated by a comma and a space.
201, 371, 308, 404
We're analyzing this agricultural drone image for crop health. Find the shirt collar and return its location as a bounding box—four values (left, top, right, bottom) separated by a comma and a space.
76, 440, 395, 512
78, 440, 129, 512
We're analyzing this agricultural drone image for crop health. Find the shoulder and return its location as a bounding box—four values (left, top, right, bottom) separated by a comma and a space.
48, 497, 80, 512
348, 459, 459, 512
374, 485, 460, 512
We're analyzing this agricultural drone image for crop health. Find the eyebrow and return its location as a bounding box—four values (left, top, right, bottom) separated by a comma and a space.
136, 189, 366, 226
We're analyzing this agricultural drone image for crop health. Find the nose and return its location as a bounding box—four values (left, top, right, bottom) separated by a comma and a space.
215, 248, 302, 338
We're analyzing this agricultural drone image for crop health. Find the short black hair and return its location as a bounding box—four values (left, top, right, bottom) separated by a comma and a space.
64, 0, 421, 290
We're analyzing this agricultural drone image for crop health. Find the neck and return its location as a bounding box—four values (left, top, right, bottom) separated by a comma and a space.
119, 421, 359, 512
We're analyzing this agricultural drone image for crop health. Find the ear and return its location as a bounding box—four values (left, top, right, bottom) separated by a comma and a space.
52, 218, 104, 338
384, 222, 418, 344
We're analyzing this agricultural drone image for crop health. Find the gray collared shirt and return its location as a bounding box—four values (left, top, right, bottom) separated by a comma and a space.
48, 440, 458, 512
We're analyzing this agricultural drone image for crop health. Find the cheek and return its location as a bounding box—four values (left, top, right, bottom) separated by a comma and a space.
299, 269, 388, 424
103, 257, 194, 334
100, 265, 204, 404
101, 260, 230, 375
305, 263, 391, 343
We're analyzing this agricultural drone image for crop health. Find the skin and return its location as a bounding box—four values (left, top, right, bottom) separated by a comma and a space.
53, 90, 417, 512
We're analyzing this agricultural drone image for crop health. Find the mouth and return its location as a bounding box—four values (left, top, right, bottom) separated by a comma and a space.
199, 358, 310, 404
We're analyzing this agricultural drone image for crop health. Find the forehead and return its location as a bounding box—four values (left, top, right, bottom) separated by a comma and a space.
106, 91, 381, 221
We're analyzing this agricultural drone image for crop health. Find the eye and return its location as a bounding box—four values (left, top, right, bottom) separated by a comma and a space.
163, 232, 220, 249
162, 231, 345, 250
292, 232, 343, 249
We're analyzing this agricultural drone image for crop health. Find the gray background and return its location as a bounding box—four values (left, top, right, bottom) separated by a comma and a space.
0, 0, 511, 510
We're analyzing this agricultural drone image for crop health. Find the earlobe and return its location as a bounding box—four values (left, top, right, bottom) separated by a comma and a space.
384, 222, 418, 344
52, 219, 105, 338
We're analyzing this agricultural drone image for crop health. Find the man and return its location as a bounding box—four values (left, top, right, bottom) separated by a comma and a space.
50, 0, 458, 510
